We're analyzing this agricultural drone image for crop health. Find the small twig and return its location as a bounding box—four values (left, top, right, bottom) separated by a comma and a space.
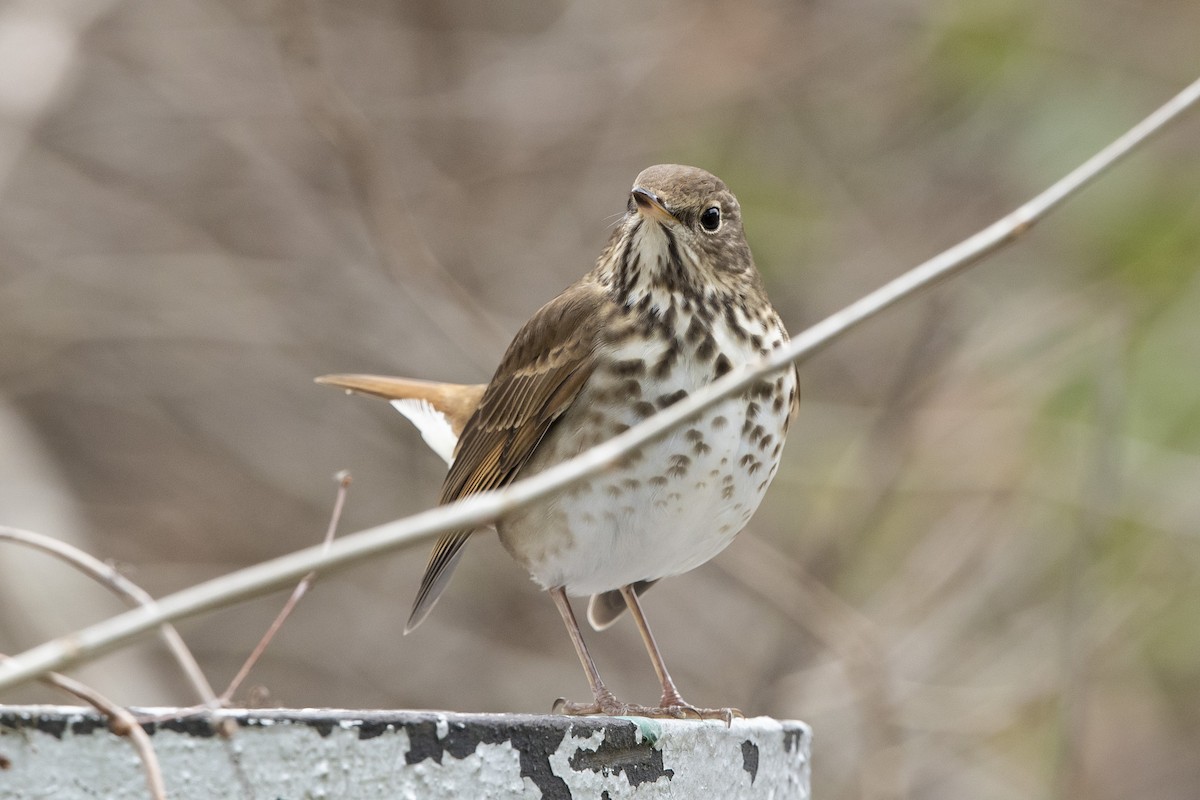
0, 73, 1198, 692
219, 471, 351, 704
1, 653, 166, 800
0, 526, 217, 706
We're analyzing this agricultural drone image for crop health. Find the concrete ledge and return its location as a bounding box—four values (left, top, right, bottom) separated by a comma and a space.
0, 705, 811, 798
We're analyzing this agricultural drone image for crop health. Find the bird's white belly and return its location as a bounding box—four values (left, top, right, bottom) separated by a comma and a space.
499, 342, 794, 596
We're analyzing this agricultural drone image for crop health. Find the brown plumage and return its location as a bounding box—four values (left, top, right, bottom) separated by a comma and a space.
319, 164, 798, 720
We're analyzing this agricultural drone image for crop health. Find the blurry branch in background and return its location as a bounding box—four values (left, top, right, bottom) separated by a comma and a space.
720, 534, 904, 800
1054, 320, 1128, 800
0, 526, 216, 706
273, 0, 509, 370
218, 471, 352, 705
1, 74, 1198, 694
0, 652, 166, 800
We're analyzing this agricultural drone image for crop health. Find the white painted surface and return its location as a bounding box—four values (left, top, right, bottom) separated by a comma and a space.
0, 706, 811, 799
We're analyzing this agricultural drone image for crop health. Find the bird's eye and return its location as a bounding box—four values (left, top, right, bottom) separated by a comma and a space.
700, 206, 721, 232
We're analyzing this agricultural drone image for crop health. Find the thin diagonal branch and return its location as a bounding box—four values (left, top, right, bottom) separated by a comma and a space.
0, 73, 1197, 693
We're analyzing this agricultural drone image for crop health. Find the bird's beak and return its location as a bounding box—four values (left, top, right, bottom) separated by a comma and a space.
631, 187, 676, 224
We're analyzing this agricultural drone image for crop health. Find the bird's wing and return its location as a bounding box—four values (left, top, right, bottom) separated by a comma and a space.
405, 279, 608, 632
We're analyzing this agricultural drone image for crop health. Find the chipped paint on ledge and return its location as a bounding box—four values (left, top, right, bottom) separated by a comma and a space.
0, 705, 811, 799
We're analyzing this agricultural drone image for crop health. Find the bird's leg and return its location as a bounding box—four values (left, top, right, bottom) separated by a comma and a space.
618, 584, 685, 706
549, 587, 626, 716
619, 584, 743, 725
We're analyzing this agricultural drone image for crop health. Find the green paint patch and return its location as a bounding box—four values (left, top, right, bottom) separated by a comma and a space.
617, 717, 663, 747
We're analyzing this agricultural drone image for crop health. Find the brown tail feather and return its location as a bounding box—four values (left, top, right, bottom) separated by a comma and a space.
316, 374, 485, 437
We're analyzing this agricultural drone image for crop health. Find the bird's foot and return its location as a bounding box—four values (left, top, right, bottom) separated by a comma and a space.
657, 689, 743, 726
552, 686, 640, 717
552, 689, 743, 726
654, 702, 743, 726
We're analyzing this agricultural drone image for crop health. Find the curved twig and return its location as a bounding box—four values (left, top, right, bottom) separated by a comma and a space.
0, 526, 216, 705
1, 653, 166, 799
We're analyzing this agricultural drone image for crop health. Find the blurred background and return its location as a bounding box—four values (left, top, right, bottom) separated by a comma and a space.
1, 1, 1198, 798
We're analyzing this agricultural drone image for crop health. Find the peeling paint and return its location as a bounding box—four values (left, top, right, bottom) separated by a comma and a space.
741, 739, 759, 784
0, 706, 810, 799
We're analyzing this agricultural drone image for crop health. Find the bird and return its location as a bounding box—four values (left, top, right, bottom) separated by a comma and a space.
318, 164, 798, 720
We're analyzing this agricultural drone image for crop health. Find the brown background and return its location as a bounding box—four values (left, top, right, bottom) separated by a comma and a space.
2, 2, 1199, 798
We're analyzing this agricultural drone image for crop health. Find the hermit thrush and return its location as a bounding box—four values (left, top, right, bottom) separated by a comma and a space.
319, 165, 798, 720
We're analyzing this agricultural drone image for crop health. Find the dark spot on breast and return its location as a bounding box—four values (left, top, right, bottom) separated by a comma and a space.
633, 401, 656, 418
746, 402, 760, 420
711, 415, 727, 429
723, 303, 740, 335
653, 345, 678, 379
759, 434, 774, 451
649, 475, 668, 488
739, 454, 756, 468
685, 314, 706, 344
656, 389, 688, 408
667, 454, 691, 478
616, 449, 643, 470
621, 379, 642, 398
773, 395, 785, 413
661, 302, 677, 332
714, 354, 732, 378
611, 359, 646, 377
622, 478, 641, 491
751, 380, 774, 400
685, 428, 703, 442
696, 333, 717, 361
